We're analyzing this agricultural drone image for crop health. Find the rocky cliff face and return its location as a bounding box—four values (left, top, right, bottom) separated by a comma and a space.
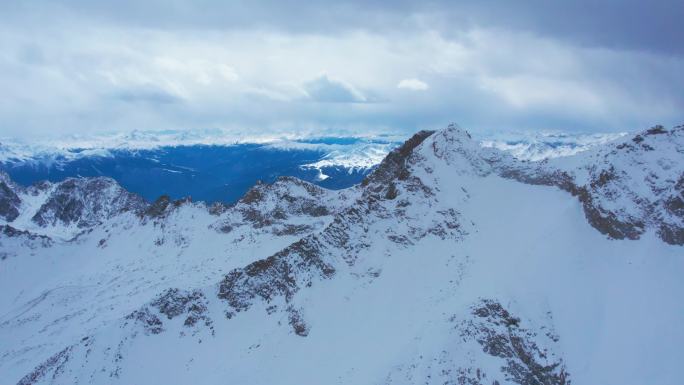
567, 125, 683, 244
211, 176, 356, 237
2, 123, 683, 385
0, 171, 22, 222
386, 299, 569, 385
0, 175, 147, 239
31, 177, 147, 229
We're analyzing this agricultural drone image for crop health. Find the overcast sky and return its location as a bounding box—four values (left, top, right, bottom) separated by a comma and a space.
0, 0, 682, 140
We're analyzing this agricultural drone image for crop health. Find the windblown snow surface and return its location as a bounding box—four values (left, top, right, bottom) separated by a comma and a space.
0, 124, 682, 385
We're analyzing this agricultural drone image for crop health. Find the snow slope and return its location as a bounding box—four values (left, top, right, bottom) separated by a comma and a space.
1, 124, 682, 385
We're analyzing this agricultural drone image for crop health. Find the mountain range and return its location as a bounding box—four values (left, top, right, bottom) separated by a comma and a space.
1, 123, 682, 385
0, 130, 624, 204
0, 137, 400, 203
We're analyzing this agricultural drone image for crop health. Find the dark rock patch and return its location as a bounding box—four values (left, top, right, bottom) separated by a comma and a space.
287, 307, 309, 337
0, 179, 21, 221
17, 346, 72, 385
457, 300, 570, 385
126, 308, 164, 335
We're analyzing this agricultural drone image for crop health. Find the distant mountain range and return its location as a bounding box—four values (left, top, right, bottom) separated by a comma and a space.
0, 130, 626, 204
0, 136, 399, 203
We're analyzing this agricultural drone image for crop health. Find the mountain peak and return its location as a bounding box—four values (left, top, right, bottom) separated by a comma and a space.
443, 122, 472, 139
420, 123, 494, 177
361, 129, 435, 188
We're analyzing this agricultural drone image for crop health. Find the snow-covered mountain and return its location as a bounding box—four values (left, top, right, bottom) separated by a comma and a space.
1, 124, 682, 385
0, 173, 146, 240
488, 124, 684, 245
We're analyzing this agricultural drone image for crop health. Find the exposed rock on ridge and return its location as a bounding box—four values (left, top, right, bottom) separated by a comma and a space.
489, 124, 684, 244
31, 177, 146, 229
0, 171, 21, 222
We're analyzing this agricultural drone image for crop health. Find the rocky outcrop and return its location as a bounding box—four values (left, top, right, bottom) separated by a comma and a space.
151, 288, 211, 329
0, 225, 53, 258
458, 300, 569, 385
127, 288, 213, 335
385, 300, 569, 385
237, 177, 333, 225
212, 176, 349, 236
218, 235, 334, 315
125, 308, 164, 335
31, 177, 146, 229
142, 195, 172, 219
0, 172, 21, 222
16, 346, 73, 385
361, 129, 434, 189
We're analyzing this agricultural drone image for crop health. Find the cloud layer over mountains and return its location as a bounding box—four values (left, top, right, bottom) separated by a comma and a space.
0, 0, 682, 139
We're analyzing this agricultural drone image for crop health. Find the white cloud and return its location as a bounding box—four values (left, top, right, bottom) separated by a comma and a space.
397, 78, 429, 91
0, 11, 681, 140
303, 74, 367, 103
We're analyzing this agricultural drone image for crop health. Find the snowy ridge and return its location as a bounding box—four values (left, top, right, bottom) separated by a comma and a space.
551, 124, 683, 244
0, 172, 146, 240
1, 123, 683, 385
488, 124, 684, 244
211, 176, 359, 237
1, 174, 349, 384
0, 169, 356, 240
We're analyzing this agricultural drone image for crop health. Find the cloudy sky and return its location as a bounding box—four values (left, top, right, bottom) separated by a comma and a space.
0, 0, 682, 140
